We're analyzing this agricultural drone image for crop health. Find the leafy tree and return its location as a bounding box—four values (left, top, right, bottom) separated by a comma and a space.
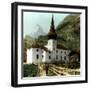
24, 35, 35, 49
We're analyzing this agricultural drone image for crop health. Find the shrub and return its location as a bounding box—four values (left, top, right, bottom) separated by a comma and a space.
23, 64, 38, 77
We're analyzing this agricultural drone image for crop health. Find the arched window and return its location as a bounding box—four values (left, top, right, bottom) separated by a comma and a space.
56, 55, 58, 59
42, 55, 43, 57
36, 54, 39, 59
61, 56, 62, 60
56, 50, 58, 53
64, 56, 66, 60
49, 51, 51, 54
61, 51, 62, 53
64, 51, 66, 54
36, 49, 39, 52
49, 56, 51, 59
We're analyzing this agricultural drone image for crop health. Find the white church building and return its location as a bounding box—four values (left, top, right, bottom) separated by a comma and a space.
26, 16, 70, 64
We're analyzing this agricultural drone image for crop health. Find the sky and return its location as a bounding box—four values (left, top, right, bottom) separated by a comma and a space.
23, 12, 69, 38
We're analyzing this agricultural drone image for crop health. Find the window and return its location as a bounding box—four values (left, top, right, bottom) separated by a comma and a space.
64, 51, 66, 54
49, 56, 51, 59
49, 51, 51, 54
56, 55, 58, 59
36, 49, 39, 52
61, 51, 62, 53
64, 56, 66, 60
56, 50, 58, 53
61, 56, 62, 60
36, 54, 39, 59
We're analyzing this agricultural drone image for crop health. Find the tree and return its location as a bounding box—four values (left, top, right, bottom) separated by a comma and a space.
24, 35, 35, 49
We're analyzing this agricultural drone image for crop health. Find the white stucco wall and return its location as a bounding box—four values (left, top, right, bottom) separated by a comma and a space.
27, 49, 33, 64
47, 39, 57, 51
27, 48, 70, 64
27, 48, 44, 64
43, 51, 49, 63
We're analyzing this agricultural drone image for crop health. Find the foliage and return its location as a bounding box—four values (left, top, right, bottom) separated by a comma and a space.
37, 35, 48, 45
23, 64, 38, 77
24, 35, 35, 49
67, 59, 80, 69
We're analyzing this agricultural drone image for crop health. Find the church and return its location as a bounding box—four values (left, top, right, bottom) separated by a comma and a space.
26, 15, 71, 64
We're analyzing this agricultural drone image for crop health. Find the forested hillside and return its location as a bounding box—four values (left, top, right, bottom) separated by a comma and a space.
56, 14, 80, 50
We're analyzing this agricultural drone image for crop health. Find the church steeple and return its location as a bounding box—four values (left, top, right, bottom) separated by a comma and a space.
48, 15, 57, 40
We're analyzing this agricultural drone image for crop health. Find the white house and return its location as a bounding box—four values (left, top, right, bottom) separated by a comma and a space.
26, 15, 71, 64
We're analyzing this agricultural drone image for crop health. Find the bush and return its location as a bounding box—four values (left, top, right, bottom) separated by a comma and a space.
23, 64, 38, 77
67, 60, 80, 69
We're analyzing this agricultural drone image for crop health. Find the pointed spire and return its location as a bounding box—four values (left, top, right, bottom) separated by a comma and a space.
50, 14, 55, 32
51, 14, 54, 26
48, 14, 57, 40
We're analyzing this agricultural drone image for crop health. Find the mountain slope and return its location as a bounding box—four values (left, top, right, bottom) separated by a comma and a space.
56, 14, 80, 50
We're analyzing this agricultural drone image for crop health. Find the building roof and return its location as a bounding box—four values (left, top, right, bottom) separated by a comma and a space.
31, 43, 68, 51
31, 44, 50, 52
57, 44, 67, 50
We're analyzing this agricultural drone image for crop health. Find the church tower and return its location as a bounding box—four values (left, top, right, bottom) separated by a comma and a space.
47, 15, 57, 51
